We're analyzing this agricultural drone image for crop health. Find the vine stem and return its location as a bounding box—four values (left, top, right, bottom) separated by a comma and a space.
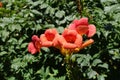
65, 54, 83, 80
65, 54, 76, 80
75, 0, 83, 17
65, 55, 72, 80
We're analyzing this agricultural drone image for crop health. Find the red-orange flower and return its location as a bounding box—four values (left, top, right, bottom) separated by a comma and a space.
40, 28, 59, 47
53, 28, 95, 56
55, 28, 83, 55
28, 35, 41, 54
68, 17, 96, 37
62, 28, 82, 49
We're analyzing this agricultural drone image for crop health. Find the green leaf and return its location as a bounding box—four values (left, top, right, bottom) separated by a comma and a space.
7, 77, 15, 80
57, 27, 64, 33
11, 58, 22, 70
31, 10, 42, 15
76, 56, 83, 64
8, 38, 17, 44
92, 59, 102, 66
15, 24, 22, 31
97, 74, 106, 80
55, 10, 65, 18
49, 8, 55, 15
49, 68, 58, 76
21, 43, 28, 48
43, 24, 55, 28
113, 13, 120, 22
65, 15, 75, 21
23, 54, 37, 63
8, 25, 15, 32
40, 3, 49, 9
104, 4, 120, 13
57, 76, 65, 80
1, 30, 9, 42
36, 66, 49, 79
0, 63, 3, 71
0, 51, 7, 56
98, 63, 108, 69
35, 24, 42, 30
93, 53, 100, 59
87, 69, 97, 79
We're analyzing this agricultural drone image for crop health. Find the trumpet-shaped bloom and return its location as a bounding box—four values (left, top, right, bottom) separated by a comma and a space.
55, 29, 83, 55
40, 28, 59, 47
62, 28, 82, 49
68, 17, 96, 37
54, 29, 94, 56
28, 35, 41, 54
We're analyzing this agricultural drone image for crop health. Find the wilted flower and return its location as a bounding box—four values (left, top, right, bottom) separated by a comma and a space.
28, 35, 41, 54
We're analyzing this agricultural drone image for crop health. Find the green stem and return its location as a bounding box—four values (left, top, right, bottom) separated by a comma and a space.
65, 55, 75, 80
66, 63, 73, 80
65, 55, 72, 80
65, 54, 82, 80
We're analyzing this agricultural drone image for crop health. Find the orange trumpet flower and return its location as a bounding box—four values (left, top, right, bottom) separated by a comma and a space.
54, 29, 94, 56
62, 28, 82, 49
68, 17, 96, 37
55, 28, 83, 55
40, 28, 59, 47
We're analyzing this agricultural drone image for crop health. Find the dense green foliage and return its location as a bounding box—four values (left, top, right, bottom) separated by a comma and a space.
0, 0, 120, 80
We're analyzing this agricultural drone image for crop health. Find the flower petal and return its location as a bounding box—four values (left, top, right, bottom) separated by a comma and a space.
72, 19, 80, 26
41, 41, 53, 47
86, 24, 96, 37
76, 25, 89, 35
63, 43, 77, 49
35, 40, 41, 51
62, 28, 77, 43
28, 42, 38, 54
32, 35, 39, 42
53, 35, 64, 48
77, 17, 88, 25
74, 34, 83, 47
40, 34, 53, 47
45, 28, 58, 41
68, 23, 76, 30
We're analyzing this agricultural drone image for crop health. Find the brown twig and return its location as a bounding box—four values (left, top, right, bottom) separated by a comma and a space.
75, 0, 83, 17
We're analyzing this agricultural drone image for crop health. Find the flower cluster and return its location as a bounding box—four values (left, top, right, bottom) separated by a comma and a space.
28, 17, 96, 56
